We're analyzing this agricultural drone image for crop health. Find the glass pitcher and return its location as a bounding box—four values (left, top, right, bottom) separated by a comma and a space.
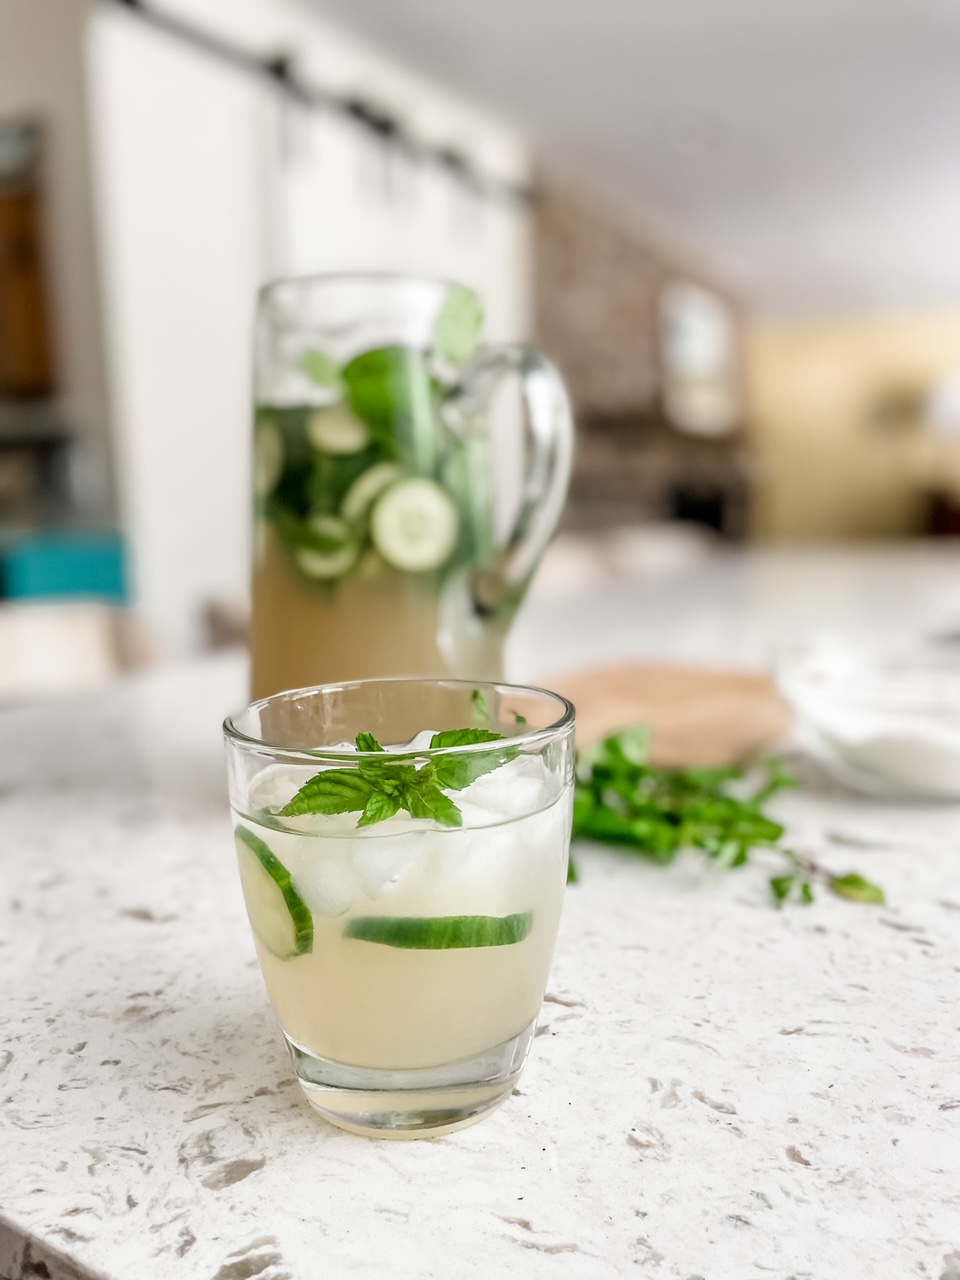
250, 274, 573, 700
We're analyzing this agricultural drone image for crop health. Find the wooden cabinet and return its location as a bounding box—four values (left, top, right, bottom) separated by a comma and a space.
0, 122, 55, 398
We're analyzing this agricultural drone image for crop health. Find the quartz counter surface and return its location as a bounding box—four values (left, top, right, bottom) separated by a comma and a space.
2, 547, 960, 1280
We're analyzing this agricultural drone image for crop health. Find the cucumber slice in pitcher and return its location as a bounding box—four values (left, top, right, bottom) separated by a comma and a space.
370, 477, 459, 572
340, 462, 402, 524
235, 826, 313, 959
294, 514, 359, 580
307, 403, 371, 455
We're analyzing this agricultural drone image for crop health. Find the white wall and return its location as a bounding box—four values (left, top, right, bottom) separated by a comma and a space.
86, 10, 264, 654
0, 0, 114, 515
270, 106, 530, 342
86, 0, 531, 652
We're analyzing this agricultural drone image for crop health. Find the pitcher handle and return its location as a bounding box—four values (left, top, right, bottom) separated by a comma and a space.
452, 344, 574, 615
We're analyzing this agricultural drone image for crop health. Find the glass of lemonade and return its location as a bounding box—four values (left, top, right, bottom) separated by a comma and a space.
223, 678, 575, 1138
250, 274, 573, 700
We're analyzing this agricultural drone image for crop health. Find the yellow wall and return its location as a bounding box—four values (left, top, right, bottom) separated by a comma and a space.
747, 309, 960, 540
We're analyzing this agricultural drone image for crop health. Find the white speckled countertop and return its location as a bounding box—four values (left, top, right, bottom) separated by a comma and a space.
2, 547, 960, 1280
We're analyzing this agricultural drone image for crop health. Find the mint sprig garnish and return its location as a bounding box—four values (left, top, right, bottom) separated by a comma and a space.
279, 728, 518, 828
573, 728, 885, 908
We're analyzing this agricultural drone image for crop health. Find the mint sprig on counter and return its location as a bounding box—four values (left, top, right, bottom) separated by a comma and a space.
280, 728, 517, 829
573, 728, 885, 907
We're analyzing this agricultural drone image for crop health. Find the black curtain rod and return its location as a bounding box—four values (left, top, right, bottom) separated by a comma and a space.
109, 0, 531, 206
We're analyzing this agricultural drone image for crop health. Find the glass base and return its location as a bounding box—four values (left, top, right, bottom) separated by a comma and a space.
284, 1021, 535, 1139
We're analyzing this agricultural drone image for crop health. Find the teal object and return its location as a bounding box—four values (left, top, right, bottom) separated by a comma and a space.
3, 531, 128, 603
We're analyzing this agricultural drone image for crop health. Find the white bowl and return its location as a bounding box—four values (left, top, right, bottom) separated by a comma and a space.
776, 636, 960, 800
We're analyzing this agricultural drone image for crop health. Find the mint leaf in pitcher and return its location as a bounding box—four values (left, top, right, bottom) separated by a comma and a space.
435, 284, 483, 364
300, 348, 344, 393
342, 347, 435, 446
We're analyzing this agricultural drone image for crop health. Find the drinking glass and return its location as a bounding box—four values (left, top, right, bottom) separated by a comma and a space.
224, 677, 576, 1138
251, 274, 574, 699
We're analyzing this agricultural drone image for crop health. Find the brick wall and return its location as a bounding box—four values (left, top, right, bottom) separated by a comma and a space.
531, 173, 749, 535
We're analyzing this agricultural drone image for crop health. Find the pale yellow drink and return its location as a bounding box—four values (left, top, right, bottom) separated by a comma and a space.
232, 779, 570, 1071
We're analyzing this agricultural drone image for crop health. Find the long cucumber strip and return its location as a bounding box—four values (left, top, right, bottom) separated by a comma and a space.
344, 912, 532, 950
235, 825, 314, 959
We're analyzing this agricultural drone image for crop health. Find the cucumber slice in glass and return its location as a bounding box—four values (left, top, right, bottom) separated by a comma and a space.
340, 462, 403, 524
370, 477, 458, 572
253, 420, 284, 497
307, 403, 371, 455
294, 514, 360, 580
235, 825, 313, 959
344, 912, 532, 949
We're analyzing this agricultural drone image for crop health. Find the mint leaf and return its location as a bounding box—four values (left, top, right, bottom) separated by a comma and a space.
800, 881, 814, 904
613, 726, 653, 767
471, 688, 489, 722
356, 732, 384, 753
829, 873, 885, 905
435, 284, 484, 364
300, 349, 344, 392
770, 874, 796, 906
357, 759, 418, 794
358, 790, 401, 827
281, 769, 374, 816
578, 726, 651, 778
404, 781, 463, 827
342, 346, 435, 448
428, 728, 517, 791
510, 709, 528, 726
430, 728, 503, 749
432, 751, 519, 790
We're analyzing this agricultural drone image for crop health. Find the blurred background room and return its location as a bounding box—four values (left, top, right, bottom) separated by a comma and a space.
2, 0, 960, 700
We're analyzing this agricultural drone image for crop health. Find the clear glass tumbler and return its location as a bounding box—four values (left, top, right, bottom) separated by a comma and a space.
224, 678, 575, 1138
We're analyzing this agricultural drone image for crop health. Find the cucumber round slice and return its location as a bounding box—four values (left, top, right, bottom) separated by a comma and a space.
306, 403, 371, 455
344, 912, 532, 949
235, 825, 313, 959
370, 478, 459, 572
294, 514, 359, 580
253, 421, 284, 497
340, 462, 403, 525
